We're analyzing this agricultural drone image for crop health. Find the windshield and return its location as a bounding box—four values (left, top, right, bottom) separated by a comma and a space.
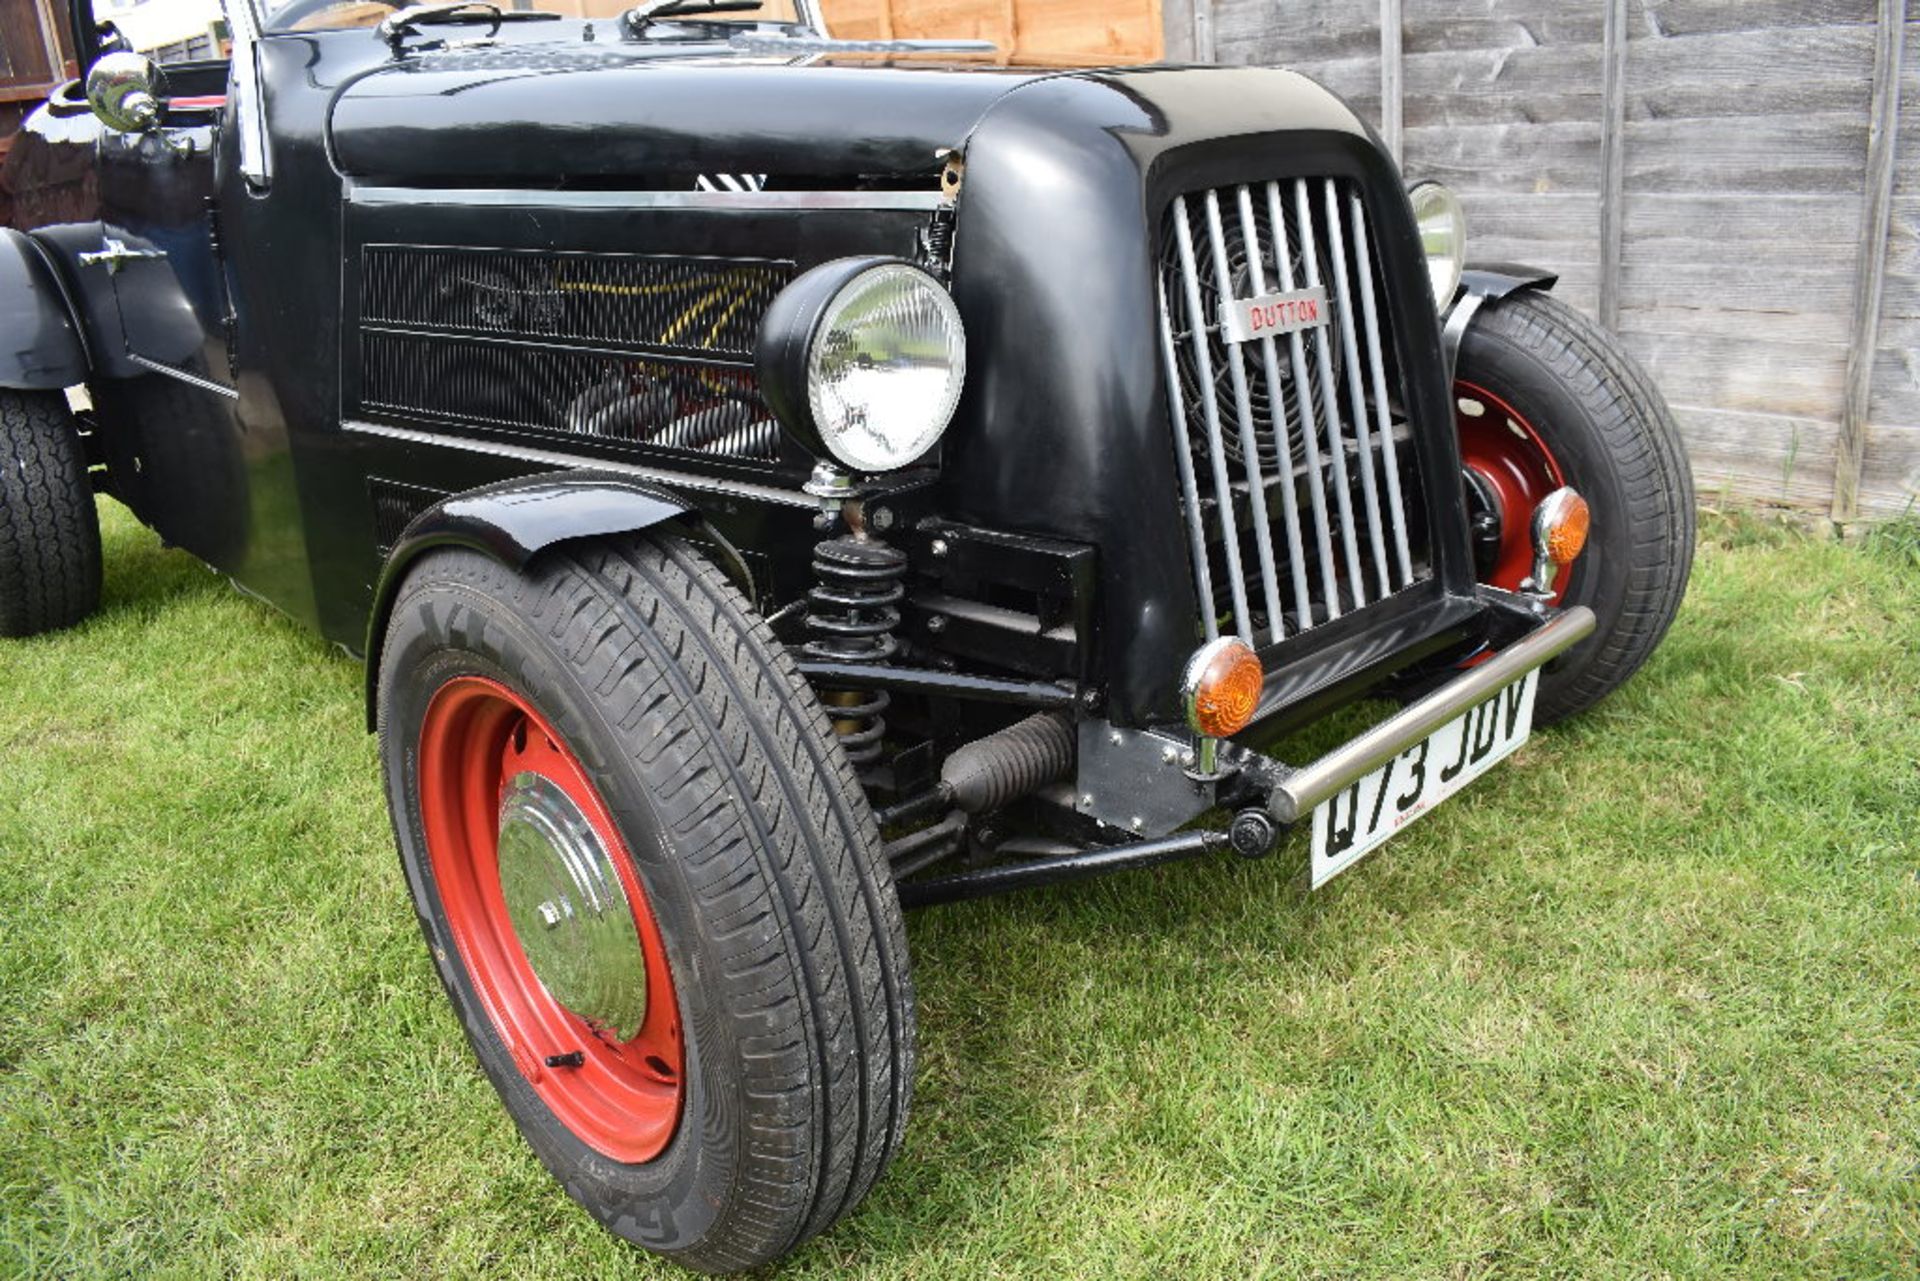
256, 0, 808, 36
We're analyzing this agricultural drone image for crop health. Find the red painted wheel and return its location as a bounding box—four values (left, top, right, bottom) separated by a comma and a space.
417, 675, 683, 1164
1454, 377, 1567, 602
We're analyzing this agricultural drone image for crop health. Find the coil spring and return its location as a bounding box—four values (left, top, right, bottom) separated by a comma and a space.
804, 537, 907, 767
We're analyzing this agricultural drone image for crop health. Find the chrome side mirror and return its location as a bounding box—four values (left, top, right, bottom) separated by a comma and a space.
86, 52, 166, 134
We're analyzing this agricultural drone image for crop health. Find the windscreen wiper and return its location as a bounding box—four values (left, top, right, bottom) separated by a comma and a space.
624, 0, 763, 34
378, 2, 560, 54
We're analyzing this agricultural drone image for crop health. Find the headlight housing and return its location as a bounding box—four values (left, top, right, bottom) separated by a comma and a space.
1407, 181, 1467, 309
757, 257, 967, 474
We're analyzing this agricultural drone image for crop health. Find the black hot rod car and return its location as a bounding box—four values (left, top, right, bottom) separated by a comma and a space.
0, 0, 1693, 1269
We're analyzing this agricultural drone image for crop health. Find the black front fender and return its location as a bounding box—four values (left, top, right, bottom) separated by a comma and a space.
1443, 262, 1560, 384
0, 228, 88, 389
363, 470, 695, 730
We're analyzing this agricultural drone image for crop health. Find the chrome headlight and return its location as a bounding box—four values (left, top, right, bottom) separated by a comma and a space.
1407, 181, 1466, 310
757, 257, 966, 474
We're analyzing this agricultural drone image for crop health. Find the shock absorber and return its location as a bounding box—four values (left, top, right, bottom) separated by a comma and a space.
803, 536, 907, 767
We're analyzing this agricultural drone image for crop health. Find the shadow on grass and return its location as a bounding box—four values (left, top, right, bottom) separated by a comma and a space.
93, 497, 230, 621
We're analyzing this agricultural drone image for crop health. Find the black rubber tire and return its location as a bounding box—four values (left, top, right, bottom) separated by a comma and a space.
1456, 290, 1695, 725
377, 533, 915, 1274
0, 388, 101, 638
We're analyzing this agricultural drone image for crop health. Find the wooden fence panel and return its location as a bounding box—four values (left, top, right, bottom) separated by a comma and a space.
1861, 26, 1919, 515
822, 0, 1161, 64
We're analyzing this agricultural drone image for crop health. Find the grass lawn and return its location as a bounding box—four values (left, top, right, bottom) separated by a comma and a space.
1, 500, 1916, 1279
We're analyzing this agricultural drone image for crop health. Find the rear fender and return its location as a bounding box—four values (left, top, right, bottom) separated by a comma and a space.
363, 470, 695, 730
0, 228, 88, 389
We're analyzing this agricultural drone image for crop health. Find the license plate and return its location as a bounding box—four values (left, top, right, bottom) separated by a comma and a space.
1309, 669, 1540, 889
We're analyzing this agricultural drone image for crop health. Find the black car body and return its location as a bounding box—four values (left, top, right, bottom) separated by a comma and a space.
0, 1, 1692, 1268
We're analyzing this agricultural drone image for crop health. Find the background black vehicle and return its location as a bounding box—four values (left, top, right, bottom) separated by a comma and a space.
0, 0, 1691, 1269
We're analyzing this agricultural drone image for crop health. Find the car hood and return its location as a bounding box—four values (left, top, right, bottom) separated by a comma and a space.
327, 46, 1058, 182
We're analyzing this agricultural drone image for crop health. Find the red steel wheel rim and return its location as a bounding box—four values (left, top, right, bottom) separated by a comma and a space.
418, 676, 683, 1163
1455, 378, 1569, 603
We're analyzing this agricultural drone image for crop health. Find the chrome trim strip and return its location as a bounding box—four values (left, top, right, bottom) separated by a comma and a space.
1242, 182, 1313, 634
127, 352, 240, 399
1272, 181, 1340, 617
1323, 179, 1392, 598
1155, 276, 1220, 641
1267, 606, 1597, 823
339, 420, 820, 509
1353, 191, 1415, 585
1171, 194, 1252, 637
1293, 178, 1366, 612
346, 187, 947, 211
1203, 188, 1283, 644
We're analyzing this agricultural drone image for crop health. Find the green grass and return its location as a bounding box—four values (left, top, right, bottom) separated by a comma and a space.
2, 500, 1916, 1279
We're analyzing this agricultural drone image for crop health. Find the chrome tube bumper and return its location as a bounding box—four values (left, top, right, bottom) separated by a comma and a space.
1265, 605, 1596, 823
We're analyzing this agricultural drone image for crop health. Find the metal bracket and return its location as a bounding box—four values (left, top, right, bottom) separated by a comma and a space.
1439, 289, 1485, 390
1073, 720, 1215, 837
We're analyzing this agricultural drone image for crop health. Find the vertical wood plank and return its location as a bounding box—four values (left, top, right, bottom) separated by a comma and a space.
1379, 0, 1402, 162
1193, 0, 1215, 62
1162, 0, 1194, 60
1831, 0, 1906, 522
1597, 0, 1629, 331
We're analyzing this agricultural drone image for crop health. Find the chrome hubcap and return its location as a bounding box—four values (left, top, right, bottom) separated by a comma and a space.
496, 771, 647, 1039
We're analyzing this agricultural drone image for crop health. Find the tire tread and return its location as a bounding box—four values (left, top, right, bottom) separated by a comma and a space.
0, 389, 100, 638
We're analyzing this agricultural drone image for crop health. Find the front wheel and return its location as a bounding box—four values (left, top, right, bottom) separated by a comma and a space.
1454, 290, 1695, 724
377, 533, 915, 1273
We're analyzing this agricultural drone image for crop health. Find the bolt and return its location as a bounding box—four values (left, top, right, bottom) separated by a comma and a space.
1108, 730, 1124, 746
1080, 689, 1101, 711
537, 900, 564, 929
870, 506, 895, 530
1182, 750, 1196, 768
1079, 793, 1094, 808
929, 537, 949, 557
1129, 816, 1144, 831
543, 1051, 586, 1069
926, 615, 947, 633
1227, 809, 1278, 859
1160, 744, 1180, 765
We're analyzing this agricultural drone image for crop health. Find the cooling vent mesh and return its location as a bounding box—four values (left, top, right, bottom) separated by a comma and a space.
357, 247, 792, 462
361, 332, 783, 461
362, 247, 792, 359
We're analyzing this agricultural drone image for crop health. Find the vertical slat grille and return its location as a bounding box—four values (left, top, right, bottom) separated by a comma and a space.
1157, 178, 1432, 646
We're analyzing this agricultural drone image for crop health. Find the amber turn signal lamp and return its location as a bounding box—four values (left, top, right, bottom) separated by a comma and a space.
1526, 487, 1590, 594
1181, 637, 1265, 740
1533, 487, 1590, 565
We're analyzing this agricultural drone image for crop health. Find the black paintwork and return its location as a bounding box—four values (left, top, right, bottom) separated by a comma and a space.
361, 469, 693, 724
4, 8, 1534, 744
0, 230, 87, 388
328, 51, 1052, 183
896, 824, 1232, 908
1460, 263, 1561, 301
941, 69, 1480, 723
